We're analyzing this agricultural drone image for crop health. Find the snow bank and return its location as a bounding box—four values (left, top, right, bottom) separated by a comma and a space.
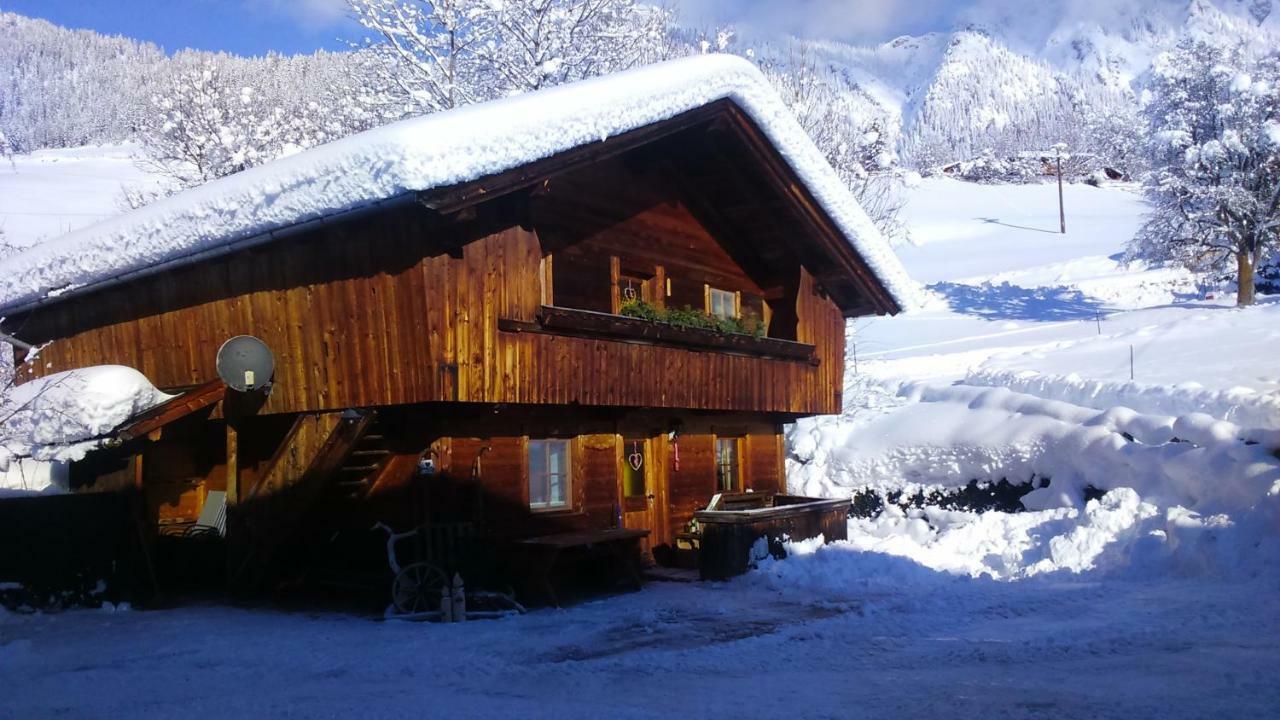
968, 367, 1280, 429
787, 378, 1280, 580
753, 485, 1280, 585
793, 382, 1280, 514
0, 54, 918, 313
0, 365, 171, 491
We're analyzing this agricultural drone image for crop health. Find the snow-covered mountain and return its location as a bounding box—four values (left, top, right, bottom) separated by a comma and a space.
964, 0, 1276, 85
755, 0, 1280, 166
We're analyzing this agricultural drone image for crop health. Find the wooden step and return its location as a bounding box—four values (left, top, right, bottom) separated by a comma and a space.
339, 464, 381, 473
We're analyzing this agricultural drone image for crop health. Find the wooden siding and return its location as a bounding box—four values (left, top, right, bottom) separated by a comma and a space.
418, 427, 783, 548
535, 157, 771, 326
11, 194, 846, 416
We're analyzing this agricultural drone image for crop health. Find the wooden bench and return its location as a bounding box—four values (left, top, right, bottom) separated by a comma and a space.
511, 528, 650, 606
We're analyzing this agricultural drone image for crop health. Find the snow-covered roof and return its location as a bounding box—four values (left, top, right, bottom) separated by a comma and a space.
0, 54, 918, 314
0, 365, 172, 478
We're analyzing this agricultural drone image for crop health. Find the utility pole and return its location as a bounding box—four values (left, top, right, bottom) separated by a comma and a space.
1053, 142, 1067, 234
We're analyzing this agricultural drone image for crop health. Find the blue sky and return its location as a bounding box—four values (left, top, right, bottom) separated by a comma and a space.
4, 0, 998, 55
2, 0, 360, 55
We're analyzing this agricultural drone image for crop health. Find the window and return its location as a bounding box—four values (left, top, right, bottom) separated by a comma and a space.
707, 287, 738, 320
529, 439, 571, 510
715, 437, 741, 493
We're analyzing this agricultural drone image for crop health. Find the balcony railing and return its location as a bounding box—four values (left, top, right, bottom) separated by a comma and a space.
498, 305, 817, 363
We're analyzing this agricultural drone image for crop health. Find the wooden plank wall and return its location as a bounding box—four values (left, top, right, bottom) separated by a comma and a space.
795, 269, 847, 413
140, 416, 228, 527
434, 435, 620, 540
535, 158, 771, 324
435, 430, 786, 544
315, 408, 788, 547
12, 186, 847, 417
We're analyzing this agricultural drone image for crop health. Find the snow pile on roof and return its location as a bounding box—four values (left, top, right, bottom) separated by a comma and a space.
0, 366, 172, 490
0, 54, 919, 313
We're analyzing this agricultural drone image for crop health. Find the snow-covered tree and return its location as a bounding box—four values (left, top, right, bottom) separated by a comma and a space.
1078, 98, 1148, 179
1129, 39, 1280, 306
0, 12, 168, 151
136, 60, 297, 188
344, 0, 674, 115
901, 32, 1081, 170
750, 41, 907, 242
480, 0, 673, 93
345, 0, 497, 111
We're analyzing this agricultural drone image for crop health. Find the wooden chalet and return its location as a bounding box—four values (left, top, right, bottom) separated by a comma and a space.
0, 56, 909, 601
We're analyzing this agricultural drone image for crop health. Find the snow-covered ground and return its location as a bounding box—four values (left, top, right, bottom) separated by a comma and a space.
791, 177, 1280, 583
1, 161, 1278, 718
0, 144, 164, 250
3, 561, 1277, 720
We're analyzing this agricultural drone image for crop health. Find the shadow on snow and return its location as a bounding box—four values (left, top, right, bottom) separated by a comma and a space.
929, 281, 1107, 322
975, 217, 1062, 235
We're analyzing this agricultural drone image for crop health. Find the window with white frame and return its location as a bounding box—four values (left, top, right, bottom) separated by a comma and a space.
528, 439, 571, 510
707, 287, 738, 320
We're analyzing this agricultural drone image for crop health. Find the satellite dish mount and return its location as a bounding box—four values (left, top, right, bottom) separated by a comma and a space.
216, 335, 275, 394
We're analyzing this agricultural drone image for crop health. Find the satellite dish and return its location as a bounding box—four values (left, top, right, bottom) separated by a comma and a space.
216, 335, 274, 392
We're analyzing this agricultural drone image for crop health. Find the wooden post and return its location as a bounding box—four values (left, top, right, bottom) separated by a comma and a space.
224, 419, 243, 590
226, 421, 240, 505
610, 256, 621, 313
1056, 145, 1066, 234
538, 254, 554, 307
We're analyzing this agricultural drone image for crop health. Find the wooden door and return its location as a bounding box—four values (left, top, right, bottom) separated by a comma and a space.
618, 436, 661, 554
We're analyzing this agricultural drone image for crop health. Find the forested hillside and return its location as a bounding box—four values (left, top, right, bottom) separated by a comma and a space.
4, 0, 1276, 173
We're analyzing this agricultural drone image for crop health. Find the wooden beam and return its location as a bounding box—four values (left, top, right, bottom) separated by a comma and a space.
719, 105, 902, 316
114, 379, 226, 443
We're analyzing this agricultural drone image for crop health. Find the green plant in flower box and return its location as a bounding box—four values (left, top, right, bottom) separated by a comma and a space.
619, 299, 764, 339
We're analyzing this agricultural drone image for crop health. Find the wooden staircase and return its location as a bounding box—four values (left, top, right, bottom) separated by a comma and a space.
231, 409, 385, 592
330, 417, 392, 501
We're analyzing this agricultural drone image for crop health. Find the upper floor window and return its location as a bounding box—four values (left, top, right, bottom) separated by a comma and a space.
529, 439, 571, 511
707, 287, 739, 320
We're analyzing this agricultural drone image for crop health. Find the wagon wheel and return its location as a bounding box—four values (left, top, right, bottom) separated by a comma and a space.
392, 562, 449, 615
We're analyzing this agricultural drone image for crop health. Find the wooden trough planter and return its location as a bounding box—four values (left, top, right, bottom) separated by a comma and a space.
693, 493, 849, 580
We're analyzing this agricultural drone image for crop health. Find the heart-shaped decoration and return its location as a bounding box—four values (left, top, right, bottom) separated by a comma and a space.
628, 451, 644, 471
